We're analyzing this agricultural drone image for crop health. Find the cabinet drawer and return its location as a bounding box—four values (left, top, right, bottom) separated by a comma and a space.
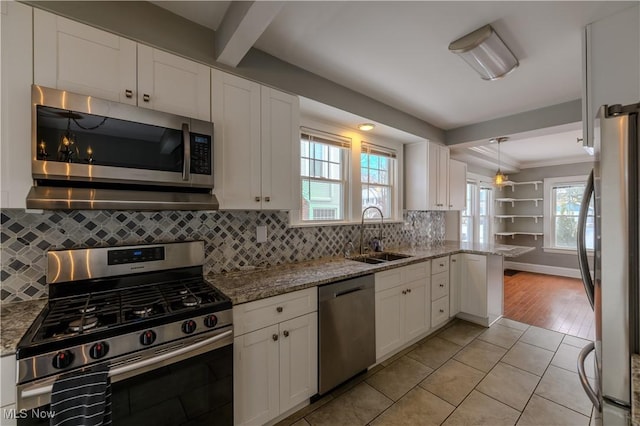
431, 271, 449, 301
233, 287, 317, 336
404, 261, 430, 282
375, 267, 404, 292
431, 296, 449, 327
431, 256, 449, 275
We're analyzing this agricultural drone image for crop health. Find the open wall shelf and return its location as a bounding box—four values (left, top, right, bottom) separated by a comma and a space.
495, 215, 543, 223
495, 198, 543, 207
498, 180, 543, 191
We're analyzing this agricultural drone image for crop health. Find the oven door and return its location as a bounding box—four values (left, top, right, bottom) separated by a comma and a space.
16, 329, 233, 426
32, 85, 214, 189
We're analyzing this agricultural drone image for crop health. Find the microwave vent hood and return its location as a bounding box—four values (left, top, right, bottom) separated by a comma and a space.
26, 186, 219, 211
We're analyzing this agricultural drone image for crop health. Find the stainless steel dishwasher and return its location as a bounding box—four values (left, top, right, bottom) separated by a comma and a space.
318, 274, 376, 395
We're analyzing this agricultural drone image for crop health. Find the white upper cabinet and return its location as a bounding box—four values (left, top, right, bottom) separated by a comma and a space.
1, 1, 33, 209
212, 69, 299, 210
137, 45, 210, 121
405, 142, 450, 211
448, 159, 467, 211
34, 10, 136, 105
34, 10, 210, 120
260, 87, 300, 210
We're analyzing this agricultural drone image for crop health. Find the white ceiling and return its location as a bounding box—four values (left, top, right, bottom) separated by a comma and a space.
151, 1, 628, 163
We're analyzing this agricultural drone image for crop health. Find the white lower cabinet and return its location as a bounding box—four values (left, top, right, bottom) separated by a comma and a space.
233, 288, 317, 426
451, 253, 504, 326
1, 354, 16, 426
375, 262, 430, 360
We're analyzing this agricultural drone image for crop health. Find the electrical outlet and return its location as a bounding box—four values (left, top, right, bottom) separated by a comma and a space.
256, 225, 267, 243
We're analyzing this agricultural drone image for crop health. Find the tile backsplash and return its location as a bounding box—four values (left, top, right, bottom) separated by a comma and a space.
0, 209, 445, 303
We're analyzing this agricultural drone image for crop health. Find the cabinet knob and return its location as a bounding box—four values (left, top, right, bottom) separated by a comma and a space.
143, 94, 150, 102
264, 196, 271, 202
283, 330, 289, 338
407, 288, 412, 293
255, 196, 261, 202
439, 284, 444, 288
272, 334, 278, 341
439, 263, 444, 267
125, 89, 133, 98
402, 290, 407, 295
439, 309, 444, 313
276, 306, 283, 313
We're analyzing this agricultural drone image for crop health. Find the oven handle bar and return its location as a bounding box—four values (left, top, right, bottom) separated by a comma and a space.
21, 329, 232, 399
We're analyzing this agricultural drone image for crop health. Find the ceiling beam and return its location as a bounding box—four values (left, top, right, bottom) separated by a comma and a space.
215, 1, 284, 67
445, 99, 582, 146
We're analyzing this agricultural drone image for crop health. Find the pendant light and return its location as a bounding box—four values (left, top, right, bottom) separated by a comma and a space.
491, 137, 509, 186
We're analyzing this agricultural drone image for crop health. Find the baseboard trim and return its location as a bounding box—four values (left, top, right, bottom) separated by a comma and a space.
504, 261, 591, 279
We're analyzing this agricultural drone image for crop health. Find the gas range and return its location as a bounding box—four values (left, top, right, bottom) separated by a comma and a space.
15, 241, 233, 411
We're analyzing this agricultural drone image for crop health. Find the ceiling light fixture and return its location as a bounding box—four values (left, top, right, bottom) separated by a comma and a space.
358, 123, 375, 132
449, 24, 519, 81
490, 137, 509, 186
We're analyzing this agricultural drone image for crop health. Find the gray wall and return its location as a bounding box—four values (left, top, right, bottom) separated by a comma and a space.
502, 161, 593, 270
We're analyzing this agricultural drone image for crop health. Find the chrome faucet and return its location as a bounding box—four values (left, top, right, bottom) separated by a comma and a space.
360, 206, 384, 255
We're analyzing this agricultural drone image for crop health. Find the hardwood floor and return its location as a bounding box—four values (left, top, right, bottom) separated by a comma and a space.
503, 271, 595, 341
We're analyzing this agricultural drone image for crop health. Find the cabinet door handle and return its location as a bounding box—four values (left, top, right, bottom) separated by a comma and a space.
402, 290, 407, 295
439, 263, 444, 267
125, 89, 133, 98
276, 306, 283, 313
439, 284, 444, 288
272, 334, 278, 341
143, 94, 150, 102
407, 288, 411, 293
452, 259, 456, 262
439, 309, 444, 313
449, 204, 453, 207
283, 330, 289, 338
264, 196, 270, 202
255, 196, 261, 202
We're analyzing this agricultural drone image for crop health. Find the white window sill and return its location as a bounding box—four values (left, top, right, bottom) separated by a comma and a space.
542, 247, 595, 255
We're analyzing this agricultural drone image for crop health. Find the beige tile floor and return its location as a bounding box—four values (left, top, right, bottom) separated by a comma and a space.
276, 319, 595, 426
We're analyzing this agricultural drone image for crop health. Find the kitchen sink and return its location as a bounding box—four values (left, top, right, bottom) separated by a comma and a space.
349, 252, 412, 264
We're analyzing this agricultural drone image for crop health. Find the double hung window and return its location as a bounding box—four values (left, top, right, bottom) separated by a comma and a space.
461, 175, 493, 243
361, 143, 396, 218
300, 130, 349, 222
544, 176, 593, 251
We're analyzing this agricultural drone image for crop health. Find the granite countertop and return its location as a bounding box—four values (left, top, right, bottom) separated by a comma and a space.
208, 241, 534, 305
0, 298, 46, 357
0, 241, 532, 355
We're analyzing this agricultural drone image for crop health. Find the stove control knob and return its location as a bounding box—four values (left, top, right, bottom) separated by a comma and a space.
52, 350, 73, 369
140, 330, 156, 346
90, 342, 109, 359
182, 320, 197, 334
204, 314, 218, 328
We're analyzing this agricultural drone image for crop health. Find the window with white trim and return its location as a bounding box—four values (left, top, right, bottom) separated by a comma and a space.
544, 176, 594, 251
300, 130, 350, 222
361, 143, 396, 218
461, 175, 493, 243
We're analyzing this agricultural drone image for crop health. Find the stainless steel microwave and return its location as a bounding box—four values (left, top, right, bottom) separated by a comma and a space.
27, 85, 218, 210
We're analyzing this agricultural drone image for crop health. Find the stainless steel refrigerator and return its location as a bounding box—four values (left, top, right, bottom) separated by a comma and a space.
578, 103, 639, 425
